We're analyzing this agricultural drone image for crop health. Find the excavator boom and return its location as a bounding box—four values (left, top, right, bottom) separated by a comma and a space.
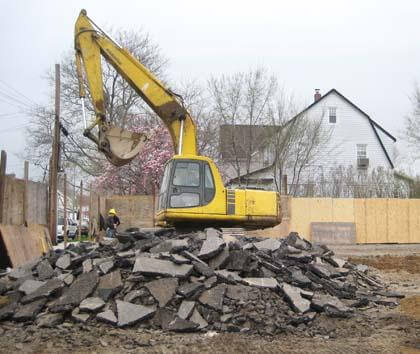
74, 9, 197, 165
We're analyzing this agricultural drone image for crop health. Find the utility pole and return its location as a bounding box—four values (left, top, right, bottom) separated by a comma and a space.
49, 64, 61, 245
0, 150, 7, 224
63, 173, 68, 248
78, 180, 83, 240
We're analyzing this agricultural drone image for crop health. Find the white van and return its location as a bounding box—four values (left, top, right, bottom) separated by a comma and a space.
57, 217, 78, 241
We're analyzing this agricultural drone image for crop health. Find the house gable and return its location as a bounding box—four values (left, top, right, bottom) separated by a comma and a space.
291, 89, 396, 169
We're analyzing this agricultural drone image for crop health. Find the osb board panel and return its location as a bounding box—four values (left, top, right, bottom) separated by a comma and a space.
388, 199, 409, 243
0, 224, 45, 267
27, 224, 52, 253
408, 199, 420, 243
331, 199, 355, 222
105, 195, 155, 230
354, 199, 367, 243
2, 176, 47, 225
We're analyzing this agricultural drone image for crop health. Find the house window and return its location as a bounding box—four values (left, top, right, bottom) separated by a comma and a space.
329, 107, 337, 123
357, 144, 367, 159
357, 144, 369, 169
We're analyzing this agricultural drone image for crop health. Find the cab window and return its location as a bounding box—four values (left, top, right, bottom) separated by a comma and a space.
173, 162, 200, 187
204, 164, 215, 203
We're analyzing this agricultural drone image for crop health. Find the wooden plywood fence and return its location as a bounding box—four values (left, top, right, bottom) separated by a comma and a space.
289, 198, 420, 244
104, 195, 156, 231
1, 175, 48, 225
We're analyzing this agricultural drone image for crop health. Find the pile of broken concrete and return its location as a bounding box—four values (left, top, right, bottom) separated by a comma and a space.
0, 229, 403, 335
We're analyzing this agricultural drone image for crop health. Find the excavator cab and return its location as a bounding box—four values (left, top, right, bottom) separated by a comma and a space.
158, 158, 216, 212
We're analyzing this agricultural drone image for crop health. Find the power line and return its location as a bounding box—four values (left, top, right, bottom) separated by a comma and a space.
0, 79, 38, 106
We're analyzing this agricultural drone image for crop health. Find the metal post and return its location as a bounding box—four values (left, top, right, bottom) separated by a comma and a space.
178, 120, 184, 155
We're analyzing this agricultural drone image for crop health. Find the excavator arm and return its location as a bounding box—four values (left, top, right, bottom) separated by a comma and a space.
74, 9, 198, 166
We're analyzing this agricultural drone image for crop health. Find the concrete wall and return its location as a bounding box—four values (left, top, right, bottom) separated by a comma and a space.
2, 176, 48, 225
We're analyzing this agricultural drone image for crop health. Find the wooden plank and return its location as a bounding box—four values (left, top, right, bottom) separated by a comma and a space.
408, 199, 420, 243
0, 224, 47, 267
354, 199, 366, 243
23, 161, 29, 225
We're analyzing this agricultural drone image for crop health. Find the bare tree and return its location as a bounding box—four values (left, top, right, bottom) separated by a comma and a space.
266, 93, 333, 195
208, 68, 278, 183
24, 28, 169, 177
403, 85, 420, 160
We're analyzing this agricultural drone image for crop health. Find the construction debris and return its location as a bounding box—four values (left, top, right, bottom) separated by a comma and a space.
0, 229, 404, 335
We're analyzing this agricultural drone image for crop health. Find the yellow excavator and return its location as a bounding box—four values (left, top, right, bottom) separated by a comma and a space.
74, 10, 281, 229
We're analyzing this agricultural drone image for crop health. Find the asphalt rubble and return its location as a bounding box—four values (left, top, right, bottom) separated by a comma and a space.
0, 228, 404, 335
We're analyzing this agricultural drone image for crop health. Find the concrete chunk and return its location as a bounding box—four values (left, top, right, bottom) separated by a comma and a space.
71, 307, 90, 323
97, 309, 117, 325
177, 282, 204, 298
56, 254, 71, 270
150, 239, 189, 254
82, 259, 93, 273
36, 260, 54, 280
116, 300, 156, 327
167, 317, 199, 332
189, 308, 208, 329
282, 283, 311, 313
79, 297, 105, 312
36, 313, 64, 328
198, 284, 226, 312
96, 270, 123, 301
99, 260, 114, 274
311, 293, 352, 317
21, 278, 63, 304
215, 270, 243, 283
208, 246, 230, 270
253, 238, 281, 252
18, 280, 46, 295
198, 237, 225, 260
177, 300, 195, 320
133, 257, 193, 278
225, 285, 249, 301
145, 278, 178, 307
13, 298, 47, 321
193, 261, 215, 277
49, 271, 99, 312
309, 264, 332, 278
242, 278, 279, 289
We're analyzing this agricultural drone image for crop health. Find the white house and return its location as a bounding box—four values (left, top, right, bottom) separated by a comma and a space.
221, 89, 408, 197
300, 88, 395, 171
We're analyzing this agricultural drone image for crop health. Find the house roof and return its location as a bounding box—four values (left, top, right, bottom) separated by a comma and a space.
290, 88, 396, 169
219, 124, 281, 159
227, 164, 275, 184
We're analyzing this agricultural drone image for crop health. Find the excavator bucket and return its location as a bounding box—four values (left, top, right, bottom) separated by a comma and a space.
103, 126, 147, 166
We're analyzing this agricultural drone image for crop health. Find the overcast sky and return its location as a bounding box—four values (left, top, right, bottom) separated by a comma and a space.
1, 0, 419, 179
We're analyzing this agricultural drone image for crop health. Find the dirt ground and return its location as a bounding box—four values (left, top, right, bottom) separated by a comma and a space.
0, 245, 419, 354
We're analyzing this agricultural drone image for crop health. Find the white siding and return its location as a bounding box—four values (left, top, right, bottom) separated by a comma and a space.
303, 91, 394, 171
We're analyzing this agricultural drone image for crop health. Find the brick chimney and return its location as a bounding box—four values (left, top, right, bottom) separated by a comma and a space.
314, 89, 321, 102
